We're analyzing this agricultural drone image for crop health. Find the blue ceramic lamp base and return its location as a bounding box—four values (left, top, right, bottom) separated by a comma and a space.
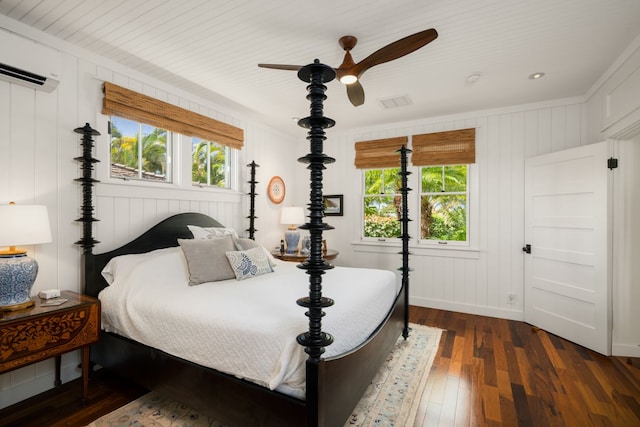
284, 228, 300, 254
0, 253, 38, 311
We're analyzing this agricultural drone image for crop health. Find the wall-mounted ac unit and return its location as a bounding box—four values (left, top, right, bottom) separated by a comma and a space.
0, 29, 62, 93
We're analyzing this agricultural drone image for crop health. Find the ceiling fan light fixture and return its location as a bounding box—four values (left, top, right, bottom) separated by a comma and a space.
339, 74, 358, 84
259, 29, 438, 107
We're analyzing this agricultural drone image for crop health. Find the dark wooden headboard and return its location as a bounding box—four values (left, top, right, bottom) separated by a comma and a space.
83, 212, 223, 298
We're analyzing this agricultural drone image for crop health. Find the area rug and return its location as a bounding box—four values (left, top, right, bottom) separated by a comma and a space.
86, 324, 442, 427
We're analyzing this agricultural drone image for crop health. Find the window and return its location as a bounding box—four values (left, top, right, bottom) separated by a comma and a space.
102, 83, 244, 190
420, 165, 468, 243
192, 138, 229, 188
109, 117, 171, 182
356, 128, 476, 247
363, 168, 402, 238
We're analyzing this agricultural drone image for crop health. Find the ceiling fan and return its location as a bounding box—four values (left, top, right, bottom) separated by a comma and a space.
258, 29, 438, 107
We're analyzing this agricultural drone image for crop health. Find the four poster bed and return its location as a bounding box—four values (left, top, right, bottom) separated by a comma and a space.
78, 62, 413, 427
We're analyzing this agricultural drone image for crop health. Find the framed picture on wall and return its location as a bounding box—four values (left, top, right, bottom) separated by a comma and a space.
267, 176, 286, 204
323, 195, 343, 216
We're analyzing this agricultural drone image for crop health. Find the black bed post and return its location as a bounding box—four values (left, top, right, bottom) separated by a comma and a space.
398, 145, 412, 339
73, 123, 101, 294
246, 160, 259, 240
295, 59, 336, 427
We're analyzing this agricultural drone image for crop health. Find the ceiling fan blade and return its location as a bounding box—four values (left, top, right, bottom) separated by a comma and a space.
258, 63, 303, 71
352, 29, 438, 76
346, 81, 365, 106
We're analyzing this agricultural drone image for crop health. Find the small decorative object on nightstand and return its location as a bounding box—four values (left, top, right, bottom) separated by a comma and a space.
0, 202, 52, 311
271, 248, 339, 263
300, 235, 311, 255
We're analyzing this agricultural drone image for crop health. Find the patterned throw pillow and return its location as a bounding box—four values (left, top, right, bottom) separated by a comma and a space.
188, 225, 239, 240
225, 247, 273, 280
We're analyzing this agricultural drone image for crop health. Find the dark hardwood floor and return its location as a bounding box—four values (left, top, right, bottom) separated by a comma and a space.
1, 306, 638, 426
410, 306, 640, 427
0, 368, 146, 427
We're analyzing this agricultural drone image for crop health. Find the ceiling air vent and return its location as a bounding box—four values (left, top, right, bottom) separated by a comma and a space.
378, 95, 413, 109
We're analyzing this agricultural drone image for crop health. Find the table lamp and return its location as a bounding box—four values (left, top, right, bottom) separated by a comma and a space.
280, 206, 304, 254
0, 202, 52, 311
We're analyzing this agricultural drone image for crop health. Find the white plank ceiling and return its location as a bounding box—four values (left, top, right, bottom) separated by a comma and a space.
1, 0, 640, 135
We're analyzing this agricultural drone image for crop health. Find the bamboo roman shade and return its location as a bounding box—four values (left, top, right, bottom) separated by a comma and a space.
354, 136, 409, 169
411, 128, 475, 166
102, 82, 244, 149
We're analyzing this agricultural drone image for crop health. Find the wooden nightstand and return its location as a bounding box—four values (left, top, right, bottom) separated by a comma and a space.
271, 249, 339, 262
0, 290, 100, 404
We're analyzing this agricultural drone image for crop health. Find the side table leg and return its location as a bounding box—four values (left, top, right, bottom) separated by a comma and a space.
54, 355, 61, 387
81, 346, 90, 406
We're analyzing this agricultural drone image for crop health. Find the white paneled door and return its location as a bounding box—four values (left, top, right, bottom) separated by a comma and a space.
524, 141, 613, 355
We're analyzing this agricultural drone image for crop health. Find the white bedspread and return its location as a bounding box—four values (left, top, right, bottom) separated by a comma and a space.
98, 247, 398, 398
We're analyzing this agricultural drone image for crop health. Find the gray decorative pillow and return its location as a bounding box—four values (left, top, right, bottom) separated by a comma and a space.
234, 238, 277, 268
178, 236, 236, 285
233, 237, 260, 251
225, 247, 273, 280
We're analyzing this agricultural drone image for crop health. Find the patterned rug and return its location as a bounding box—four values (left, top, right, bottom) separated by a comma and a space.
86, 324, 442, 427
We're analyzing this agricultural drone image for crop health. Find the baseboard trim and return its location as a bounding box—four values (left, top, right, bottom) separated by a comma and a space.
410, 297, 524, 321
612, 343, 640, 358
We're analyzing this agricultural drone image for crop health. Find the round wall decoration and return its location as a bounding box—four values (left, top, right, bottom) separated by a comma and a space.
267, 176, 286, 204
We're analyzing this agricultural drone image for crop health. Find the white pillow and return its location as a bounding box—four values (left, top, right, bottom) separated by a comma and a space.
188, 225, 239, 240
225, 247, 274, 281
101, 247, 179, 285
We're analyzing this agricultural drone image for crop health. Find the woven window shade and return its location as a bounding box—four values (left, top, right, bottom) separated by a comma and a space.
411, 128, 475, 166
102, 82, 244, 149
354, 136, 409, 169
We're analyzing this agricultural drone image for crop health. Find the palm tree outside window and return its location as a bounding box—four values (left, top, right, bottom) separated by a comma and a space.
363, 168, 402, 238
191, 138, 229, 188
420, 165, 468, 242
362, 165, 469, 243
109, 116, 171, 182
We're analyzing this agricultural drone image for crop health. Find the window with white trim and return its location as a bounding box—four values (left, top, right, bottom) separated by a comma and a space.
191, 138, 230, 188
102, 82, 244, 189
355, 129, 476, 245
363, 167, 402, 238
109, 116, 172, 183
420, 165, 468, 243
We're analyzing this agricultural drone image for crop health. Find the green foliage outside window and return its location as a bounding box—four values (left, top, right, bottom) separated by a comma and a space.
421, 165, 467, 241
363, 168, 402, 238
192, 138, 228, 188
110, 117, 169, 182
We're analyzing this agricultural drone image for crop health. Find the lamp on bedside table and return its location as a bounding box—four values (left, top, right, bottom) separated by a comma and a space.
280, 206, 304, 254
0, 202, 52, 311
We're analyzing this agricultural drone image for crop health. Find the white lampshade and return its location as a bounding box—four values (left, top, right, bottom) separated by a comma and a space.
0, 204, 52, 248
0, 203, 52, 311
280, 206, 305, 227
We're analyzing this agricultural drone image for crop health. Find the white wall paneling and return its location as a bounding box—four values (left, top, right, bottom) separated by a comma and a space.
0, 24, 298, 409
611, 138, 640, 357
317, 103, 585, 321
585, 36, 640, 356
